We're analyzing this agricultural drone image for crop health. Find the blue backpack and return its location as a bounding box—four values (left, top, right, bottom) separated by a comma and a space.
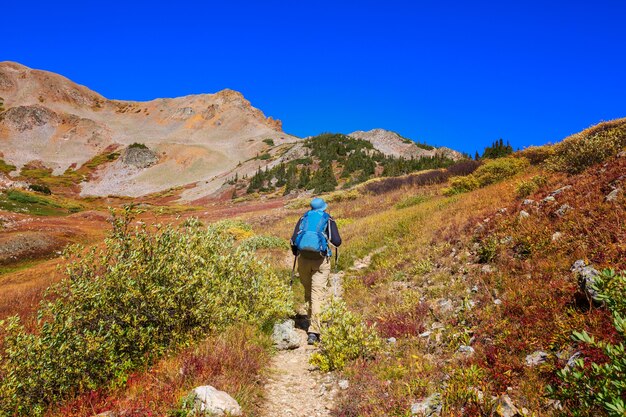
294, 210, 332, 258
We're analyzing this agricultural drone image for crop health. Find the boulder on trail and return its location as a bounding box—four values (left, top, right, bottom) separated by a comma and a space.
189, 385, 242, 416
411, 393, 442, 416
271, 319, 301, 350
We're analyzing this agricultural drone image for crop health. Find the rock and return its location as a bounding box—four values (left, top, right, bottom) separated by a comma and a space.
551, 231, 563, 241
571, 260, 601, 302
190, 385, 242, 416
471, 285, 479, 293
525, 350, 548, 367
338, 379, 350, 390
271, 319, 301, 350
565, 352, 582, 371
437, 299, 454, 314
551, 185, 572, 196
492, 394, 520, 417
606, 188, 621, 202
522, 199, 535, 206
419, 331, 432, 338
457, 345, 475, 354
555, 204, 572, 217
494, 298, 502, 305
121, 146, 159, 169
541, 195, 556, 204
500, 236, 513, 245
411, 393, 442, 416
481, 264, 494, 274
617, 151, 626, 158
387, 337, 397, 344
519, 210, 530, 219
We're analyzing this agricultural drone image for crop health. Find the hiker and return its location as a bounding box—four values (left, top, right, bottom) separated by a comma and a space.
290, 197, 342, 345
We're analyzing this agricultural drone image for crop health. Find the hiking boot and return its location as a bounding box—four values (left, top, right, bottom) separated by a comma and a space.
307, 332, 320, 345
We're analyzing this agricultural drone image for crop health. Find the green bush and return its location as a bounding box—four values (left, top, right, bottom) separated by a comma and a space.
0, 159, 16, 174
239, 234, 289, 251
443, 175, 480, 195
310, 300, 382, 372
28, 184, 52, 195
545, 119, 626, 174
7, 190, 57, 206
515, 175, 547, 198
518, 145, 555, 165
473, 157, 529, 186
550, 269, 626, 417
128, 142, 149, 149
0, 210, 292, 415
263, 138, 275, 146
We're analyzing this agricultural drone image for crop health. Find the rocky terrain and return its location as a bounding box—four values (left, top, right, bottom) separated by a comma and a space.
349, 128, 463, 160
0, 62, 464, 201
0, 61, 296, 199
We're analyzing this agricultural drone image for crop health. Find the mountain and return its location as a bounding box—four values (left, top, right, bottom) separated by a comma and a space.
348, 128, 463, 160
0, 61, 296, 199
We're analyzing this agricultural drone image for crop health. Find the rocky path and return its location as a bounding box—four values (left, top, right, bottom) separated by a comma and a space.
259, 255, 362, 417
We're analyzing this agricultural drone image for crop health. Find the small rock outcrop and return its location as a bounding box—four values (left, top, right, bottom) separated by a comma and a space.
121, 145, 158, 169
271, 319, 301, 350
492, 394, 520, 417
525, 350, 548, 367
190, 385, 242, 416
571, 260, 601, 302
411, 393, 442, 416
606, 188, 621, 202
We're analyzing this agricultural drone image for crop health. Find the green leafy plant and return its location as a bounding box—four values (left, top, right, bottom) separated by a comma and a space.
310, 300, 382, 372
545, 119, 626, 174
128, 142, 149, 149
0, 210, 292, 415
262, 138, 275, 146
549, 269, 626, 417
515, 175, 547, 198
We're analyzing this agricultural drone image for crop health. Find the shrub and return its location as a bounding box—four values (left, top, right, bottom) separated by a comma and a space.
518, 145, 555, 165
7, 189, 57, 206
262, 138, 275, 146
258, 153, 271, 160
545, 118, 626, 174
515, 175, 547, 198
550, 269, 626, 417
0, 211, 292, 415
473, 157, 530, 186
239, 234, 289, 251
0, 159, 16, 174
128, 142, 148, 150
446, 160, 480, 176
28, 184, 52, 195
310, 300, 382, 372
443, 175, 480, 195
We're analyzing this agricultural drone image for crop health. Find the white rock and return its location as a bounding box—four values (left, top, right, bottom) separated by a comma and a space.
519, 210, 530, 219
191, 385, 242, 416
494, 299, 502, 305
411, 393, 442, 416
551, 231, 563, 241
457, 345, 475, 354
338, 379, 350, 390
525, 350, 548, 367
606, 188, 621, 202
271, 319, 301, 350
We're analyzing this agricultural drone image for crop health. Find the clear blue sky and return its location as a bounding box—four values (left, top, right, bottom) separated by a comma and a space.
2, 1, 625, 154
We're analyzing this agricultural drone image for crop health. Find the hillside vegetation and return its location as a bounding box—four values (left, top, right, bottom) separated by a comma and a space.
0, 118, 624, 416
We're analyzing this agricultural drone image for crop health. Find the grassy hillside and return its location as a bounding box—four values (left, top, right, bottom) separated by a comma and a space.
0, 118, 623, 416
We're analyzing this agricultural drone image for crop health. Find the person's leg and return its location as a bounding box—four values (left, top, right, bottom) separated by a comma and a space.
309, 257, 331, 335
297, 257, 313, 319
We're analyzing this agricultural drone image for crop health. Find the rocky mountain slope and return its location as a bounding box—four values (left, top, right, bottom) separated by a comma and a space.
349, 128, 463, 160
0, 61, 296, 198
0, 62, 464, 201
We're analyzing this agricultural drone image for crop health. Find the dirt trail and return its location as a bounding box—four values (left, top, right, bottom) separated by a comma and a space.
259, 253, 373, 417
